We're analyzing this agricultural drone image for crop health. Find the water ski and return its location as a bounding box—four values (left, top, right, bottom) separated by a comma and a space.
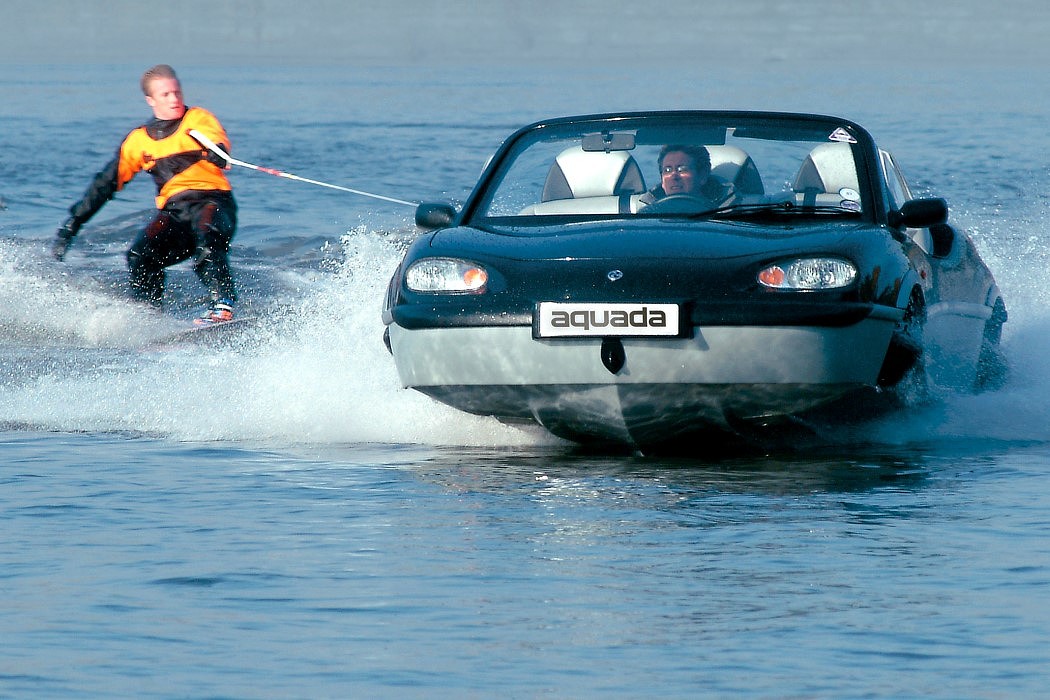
148, 316, 256, 348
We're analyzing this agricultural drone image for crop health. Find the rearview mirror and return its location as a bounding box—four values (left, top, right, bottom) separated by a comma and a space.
581, 131, 636, 152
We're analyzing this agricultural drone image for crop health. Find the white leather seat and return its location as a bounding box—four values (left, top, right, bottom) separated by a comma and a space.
519, 146, 647, 215
540, 146, 646, 201
792, 142, 860, 206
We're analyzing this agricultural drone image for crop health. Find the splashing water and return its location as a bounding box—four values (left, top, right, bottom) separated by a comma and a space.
0, 231, 544, 446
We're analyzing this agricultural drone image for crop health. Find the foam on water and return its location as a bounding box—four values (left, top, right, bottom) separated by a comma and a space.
0, 230, 545, 447
0, 238, 179, 347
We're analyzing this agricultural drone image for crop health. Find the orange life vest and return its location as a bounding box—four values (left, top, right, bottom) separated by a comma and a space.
117, 106, 232, 208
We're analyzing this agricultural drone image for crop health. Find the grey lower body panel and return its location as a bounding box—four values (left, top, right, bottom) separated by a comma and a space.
389, 321, 896, 446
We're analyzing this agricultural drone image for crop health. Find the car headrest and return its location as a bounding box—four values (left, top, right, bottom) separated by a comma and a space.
707, 145, 764, 195
542, 146, 646, 201
792, 142, 859, 194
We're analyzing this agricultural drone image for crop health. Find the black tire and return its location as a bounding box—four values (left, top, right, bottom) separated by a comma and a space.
878, 290, 926, 390
975, 298, 1008, 391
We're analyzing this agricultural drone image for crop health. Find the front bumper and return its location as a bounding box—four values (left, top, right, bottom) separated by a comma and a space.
387, 314, 900, 445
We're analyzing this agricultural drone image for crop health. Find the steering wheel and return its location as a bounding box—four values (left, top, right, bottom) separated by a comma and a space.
638, 194, 713, 214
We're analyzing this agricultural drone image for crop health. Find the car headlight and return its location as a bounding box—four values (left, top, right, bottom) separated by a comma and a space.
405, 257, 489, 293
758, 257, 857, 290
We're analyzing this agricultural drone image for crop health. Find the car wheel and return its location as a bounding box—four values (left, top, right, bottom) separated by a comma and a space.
975, 298, 1008, 391
878, 290, 926, 391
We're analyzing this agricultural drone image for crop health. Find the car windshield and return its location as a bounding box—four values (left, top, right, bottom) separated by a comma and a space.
471, 113, 871, 224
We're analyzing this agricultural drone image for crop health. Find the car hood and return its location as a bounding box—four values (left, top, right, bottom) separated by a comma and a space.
391, 216, 911, 329
425, 218, 873, 262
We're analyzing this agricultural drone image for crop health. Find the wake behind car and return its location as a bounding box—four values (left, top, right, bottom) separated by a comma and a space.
383, 111, 1006, 451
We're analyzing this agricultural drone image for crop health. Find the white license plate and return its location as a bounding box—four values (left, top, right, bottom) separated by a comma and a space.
535, 302, 681, 338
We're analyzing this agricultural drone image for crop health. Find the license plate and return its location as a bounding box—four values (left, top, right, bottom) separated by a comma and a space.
535, 302, 681, 338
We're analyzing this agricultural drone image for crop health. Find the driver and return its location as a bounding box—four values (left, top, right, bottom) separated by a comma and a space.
638, 145, 735, 208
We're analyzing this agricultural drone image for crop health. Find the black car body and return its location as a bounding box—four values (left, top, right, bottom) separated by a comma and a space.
383, 111, 1006, 450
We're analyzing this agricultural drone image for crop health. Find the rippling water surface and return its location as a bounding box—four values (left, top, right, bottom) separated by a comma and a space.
3, 3, 1050, 696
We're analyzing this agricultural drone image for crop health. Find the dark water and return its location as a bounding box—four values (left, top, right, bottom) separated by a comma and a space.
4, 433, 1048, 698
3, 23, 1050, 699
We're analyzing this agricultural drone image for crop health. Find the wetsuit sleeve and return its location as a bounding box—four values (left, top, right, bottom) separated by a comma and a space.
53, 153, 120, 259
67, 155, 121, 228
65, 125, 154, 230
204, 148, 231, 169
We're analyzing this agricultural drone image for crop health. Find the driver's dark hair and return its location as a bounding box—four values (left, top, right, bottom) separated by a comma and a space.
658, 144, 711, 177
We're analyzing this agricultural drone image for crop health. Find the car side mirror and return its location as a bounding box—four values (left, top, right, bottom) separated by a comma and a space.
415, 202, 457, 229
890, 197, 948, 229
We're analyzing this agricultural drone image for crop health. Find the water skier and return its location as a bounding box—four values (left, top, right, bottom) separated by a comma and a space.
52, 64, 238, 325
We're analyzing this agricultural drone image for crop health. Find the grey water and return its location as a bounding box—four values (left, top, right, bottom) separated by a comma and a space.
3, 2, 1050, 697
